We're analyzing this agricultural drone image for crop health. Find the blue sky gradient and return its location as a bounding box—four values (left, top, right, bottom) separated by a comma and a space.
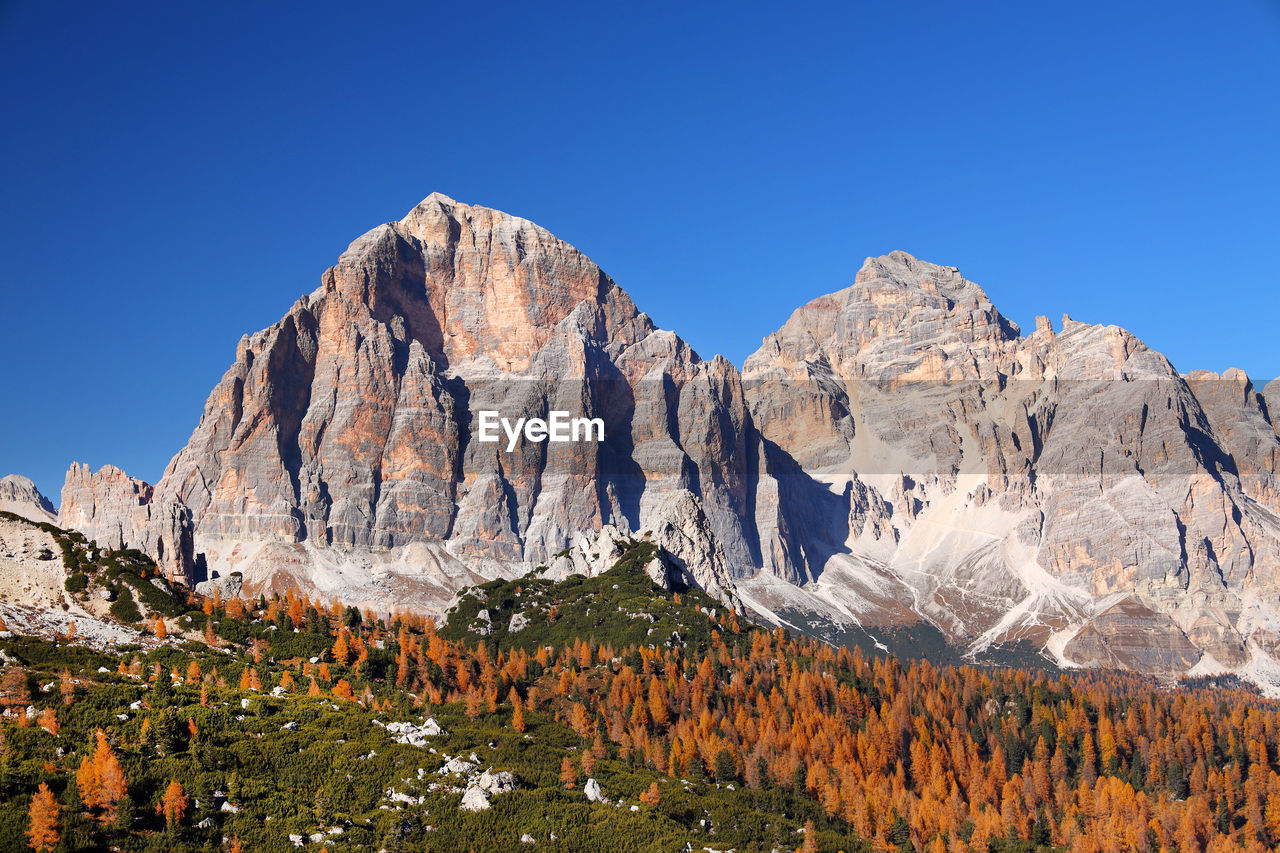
2, 1, 1278, 500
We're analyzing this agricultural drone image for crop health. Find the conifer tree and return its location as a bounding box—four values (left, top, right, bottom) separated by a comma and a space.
27, 782, 59, 852
159, 780, 188, 830
512, 695, 527, 733
560, 755, 577, 788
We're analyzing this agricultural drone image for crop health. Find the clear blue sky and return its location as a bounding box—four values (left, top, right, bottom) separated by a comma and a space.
2, 1, 1278, 501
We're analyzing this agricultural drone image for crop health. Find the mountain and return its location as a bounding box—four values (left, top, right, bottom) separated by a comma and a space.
737, 252, 1280, 683
61, 194, 753, 617
0, 474, 56, 524
50, 196, 1280, 690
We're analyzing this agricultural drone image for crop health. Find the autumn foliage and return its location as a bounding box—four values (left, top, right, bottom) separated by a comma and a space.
77, 729, 127, 819
377, 610, 1280, 852
36, 707, 58, 736
159, 779, 188, 829
27, 782, 59, 852
17, 549, 1280, 851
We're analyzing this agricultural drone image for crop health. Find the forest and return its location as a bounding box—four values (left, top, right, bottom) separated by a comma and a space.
2, 515, 1280, 851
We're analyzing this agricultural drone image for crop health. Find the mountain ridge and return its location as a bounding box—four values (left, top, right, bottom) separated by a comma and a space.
32, 194, 1280, 692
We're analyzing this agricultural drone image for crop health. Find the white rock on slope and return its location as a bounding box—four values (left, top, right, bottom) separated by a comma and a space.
0, 515, 162, 650
460, 786, 490, 811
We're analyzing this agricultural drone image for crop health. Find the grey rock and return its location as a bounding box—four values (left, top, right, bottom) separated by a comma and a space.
58, 463, 195, 584
476, 769, 516, 794
460, 785, 490, 811
384, 718, 444, 745
0, 475, 56, 524
437, 756, 477, 776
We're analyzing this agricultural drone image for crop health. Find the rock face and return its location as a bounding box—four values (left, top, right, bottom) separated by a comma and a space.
459, 786, 490, 811
0, 475, 56, 524
62, 197, 1280, 690
129, 194, 756, 614
542, 489, 742, 610
57, 464, 195, 584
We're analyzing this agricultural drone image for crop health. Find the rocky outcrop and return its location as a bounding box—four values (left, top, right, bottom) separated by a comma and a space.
0, 475, 56, 524
640, 491, 742, 609
542, 490, 741, 609
0, 514, 160, 650
1185, 368, 1280, 509
58, 464, 195, 584
1063, 597, 1202, 676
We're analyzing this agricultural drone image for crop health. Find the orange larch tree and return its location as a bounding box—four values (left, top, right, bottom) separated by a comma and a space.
159, 780, 188, 830
36, 707, 58, 736
27, 782, 59, 852
560, 755, 577, 788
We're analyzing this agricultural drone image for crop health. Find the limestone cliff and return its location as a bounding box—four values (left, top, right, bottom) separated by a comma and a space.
58, 463, 195, 584
141, 194, 755, 613
740, 251, 1280, 682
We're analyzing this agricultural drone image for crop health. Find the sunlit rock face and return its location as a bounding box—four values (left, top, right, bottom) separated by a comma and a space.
58, 463, 194, 584
56, 196, 1280, 689
130, 195, 754, 615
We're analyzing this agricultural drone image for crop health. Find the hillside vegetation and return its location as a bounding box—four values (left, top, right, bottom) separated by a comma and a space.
2, 524, 1280, 851
440, 540, 735, 653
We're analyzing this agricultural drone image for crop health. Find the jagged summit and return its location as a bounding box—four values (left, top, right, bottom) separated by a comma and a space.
745, 250, 1020, 381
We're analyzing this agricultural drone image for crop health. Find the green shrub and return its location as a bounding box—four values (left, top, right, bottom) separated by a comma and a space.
109, 585, 142, 623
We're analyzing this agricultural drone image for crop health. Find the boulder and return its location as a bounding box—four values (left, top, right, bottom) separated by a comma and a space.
460, 785, 490, 811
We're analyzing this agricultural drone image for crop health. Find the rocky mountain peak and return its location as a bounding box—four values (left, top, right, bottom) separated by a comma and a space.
0, 474, 57, 524
313, 193, 650, 377
59, 463, 194, 583
127, 195, 754, 614
745, 251, 1020, 382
